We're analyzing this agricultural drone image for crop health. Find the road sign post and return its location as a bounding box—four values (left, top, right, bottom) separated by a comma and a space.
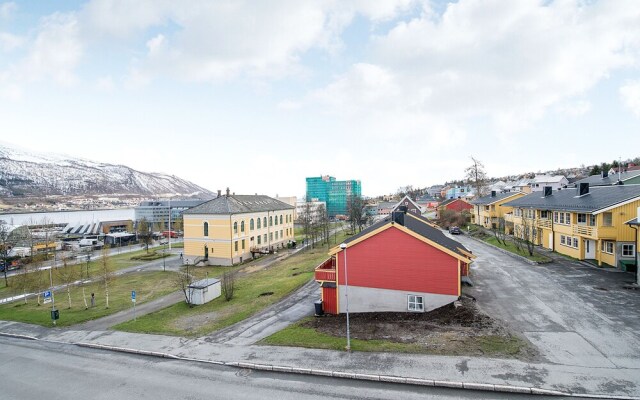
131, 290, 136, 321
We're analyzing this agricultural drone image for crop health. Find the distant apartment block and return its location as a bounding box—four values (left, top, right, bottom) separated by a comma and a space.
305, 175, 362, 217
134, 199, 207, 229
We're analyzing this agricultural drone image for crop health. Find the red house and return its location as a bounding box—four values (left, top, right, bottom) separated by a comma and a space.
436, 198, 473, 218
315, 211, 474, 314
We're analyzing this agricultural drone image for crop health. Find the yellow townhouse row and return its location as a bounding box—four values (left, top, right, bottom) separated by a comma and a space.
471, 191, 526, 232
182, 192, 295, 266
499, 183, 640, 269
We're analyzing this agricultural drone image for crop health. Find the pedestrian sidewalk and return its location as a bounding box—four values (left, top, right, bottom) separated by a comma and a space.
1, 320, 638, 399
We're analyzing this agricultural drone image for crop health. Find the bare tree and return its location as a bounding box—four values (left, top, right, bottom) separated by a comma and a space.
299, 201, 314, 249
174, 263, 195, 305
99, 246, 114, 308
221, 270, 237, 301
137, 218, 152, 253
56, 257, 77, 309
465, 156, 488, 198
0, 222, 11, 287
520, 214, 536, 256
492, 217, 507, 245
347, 195, 366, 233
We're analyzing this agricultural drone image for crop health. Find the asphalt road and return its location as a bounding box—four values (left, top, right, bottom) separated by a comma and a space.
453, 233, 640, 371
0, 337, 553, 400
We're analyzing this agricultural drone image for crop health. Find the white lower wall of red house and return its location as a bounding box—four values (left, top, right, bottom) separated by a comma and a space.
337, 285, 458, 313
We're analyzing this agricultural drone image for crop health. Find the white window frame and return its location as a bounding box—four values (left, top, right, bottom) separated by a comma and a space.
560, 235, 566, 245
577, 214, 586, 224
407, 295, 424, 312
622, 244, 635, 257
573, 237, 579, 248
602, 241, 614, 254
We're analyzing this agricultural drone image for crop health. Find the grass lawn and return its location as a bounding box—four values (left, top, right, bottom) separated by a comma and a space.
262, 317, 529, 358
483, 236, 551, 263
114, 232, 350, 337
0, 271, 178, 327
0, 247, 175, 298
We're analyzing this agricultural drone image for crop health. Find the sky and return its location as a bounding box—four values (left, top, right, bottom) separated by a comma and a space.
1, 0, 640, 198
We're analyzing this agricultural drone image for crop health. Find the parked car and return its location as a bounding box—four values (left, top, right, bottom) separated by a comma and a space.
449, 226, 461, 235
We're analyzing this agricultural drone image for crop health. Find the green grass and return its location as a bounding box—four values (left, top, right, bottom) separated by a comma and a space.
114, 232, 350, 337
0, 247, 175, 297
262, 318, 528, 357
0, 271, 178, 327
483, 236, 551, 263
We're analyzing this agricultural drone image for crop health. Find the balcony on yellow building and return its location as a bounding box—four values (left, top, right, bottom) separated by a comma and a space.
571, 225, 617, 239
536, 219, 552, 229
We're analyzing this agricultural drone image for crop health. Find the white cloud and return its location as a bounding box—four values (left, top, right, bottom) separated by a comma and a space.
96, 75, 115, 92
555, 100, 591, 117
0, 2, 16, 20
0, 32, 23, 51
620, 80, 640, 117
299, 0, 640, 139
78, 0, 415, 83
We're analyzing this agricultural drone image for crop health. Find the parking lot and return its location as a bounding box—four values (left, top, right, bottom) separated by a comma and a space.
455, 234, 640, 371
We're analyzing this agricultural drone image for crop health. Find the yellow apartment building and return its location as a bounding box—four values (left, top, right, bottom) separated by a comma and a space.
471, 191, 526, 230
182, 191, 295, 266
503, 184, 640, 268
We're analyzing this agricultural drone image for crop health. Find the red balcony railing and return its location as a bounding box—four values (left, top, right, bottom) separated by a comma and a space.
314, 258, 336, 282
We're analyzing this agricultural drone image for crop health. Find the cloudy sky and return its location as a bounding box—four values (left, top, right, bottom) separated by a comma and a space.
1, 1, 639, 197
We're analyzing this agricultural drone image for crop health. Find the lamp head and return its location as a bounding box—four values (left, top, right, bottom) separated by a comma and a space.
339, 243, 347, 249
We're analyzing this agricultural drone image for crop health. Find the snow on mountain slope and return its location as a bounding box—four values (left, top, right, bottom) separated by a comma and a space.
0, 143, 213, 197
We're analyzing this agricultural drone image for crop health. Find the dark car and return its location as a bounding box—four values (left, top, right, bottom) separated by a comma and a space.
449, 226, 461, 235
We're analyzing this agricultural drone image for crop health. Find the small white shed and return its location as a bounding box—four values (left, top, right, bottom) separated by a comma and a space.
187, 278, 221, 305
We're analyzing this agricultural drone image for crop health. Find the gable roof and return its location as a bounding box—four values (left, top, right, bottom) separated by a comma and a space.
332, 212, 473, 262
438, 197, 471, 208
394, 195, 424, 212
183, 194, 294, 215
471, 191, 524, 205
573, 170, 640, 187
502, 184, 640, 213
533, 175, 567, 184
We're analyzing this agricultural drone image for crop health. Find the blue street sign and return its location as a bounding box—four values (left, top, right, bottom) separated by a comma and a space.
43, 290, 52, 304
131, 290, 136, 302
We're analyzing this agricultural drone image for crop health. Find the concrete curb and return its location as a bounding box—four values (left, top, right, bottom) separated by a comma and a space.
76, 342, 180, 359
2, 333, 638, 399
0, 331, 38, 341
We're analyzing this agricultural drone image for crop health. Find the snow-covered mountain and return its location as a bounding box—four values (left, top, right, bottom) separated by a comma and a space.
0, 142, 214, 198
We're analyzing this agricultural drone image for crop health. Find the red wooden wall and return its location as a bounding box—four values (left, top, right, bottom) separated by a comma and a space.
322, 287, 337, 314
445, 199, 473, 212
336, 227, 459, 296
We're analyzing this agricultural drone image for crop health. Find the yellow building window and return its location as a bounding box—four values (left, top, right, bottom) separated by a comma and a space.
233, 222, 238, 234
235, 241, 238, 251
242, 239, 245, 250
203, 222, 208, 237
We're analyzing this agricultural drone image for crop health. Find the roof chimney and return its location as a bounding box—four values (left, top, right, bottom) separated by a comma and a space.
543, 186, 552, 197
491, 191, 496, 197
578, 182, 589, 196
391, 210, 405, 226
226, 187, 230, 196
217, 189, 221, 198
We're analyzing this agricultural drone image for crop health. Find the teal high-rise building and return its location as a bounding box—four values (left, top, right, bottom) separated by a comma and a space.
305, 175, 362, 217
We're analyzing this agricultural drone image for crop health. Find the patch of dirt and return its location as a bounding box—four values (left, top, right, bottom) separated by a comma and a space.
259, 292, 274, 297
303, 297, 539, 360
175, 312, 219, 332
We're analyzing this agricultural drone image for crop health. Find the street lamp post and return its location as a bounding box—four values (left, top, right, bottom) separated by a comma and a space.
339, 242, 351, 352
49, 266, 56, 326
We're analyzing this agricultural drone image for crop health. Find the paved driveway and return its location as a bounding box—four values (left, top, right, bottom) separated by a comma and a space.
454, 234, 640, 371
